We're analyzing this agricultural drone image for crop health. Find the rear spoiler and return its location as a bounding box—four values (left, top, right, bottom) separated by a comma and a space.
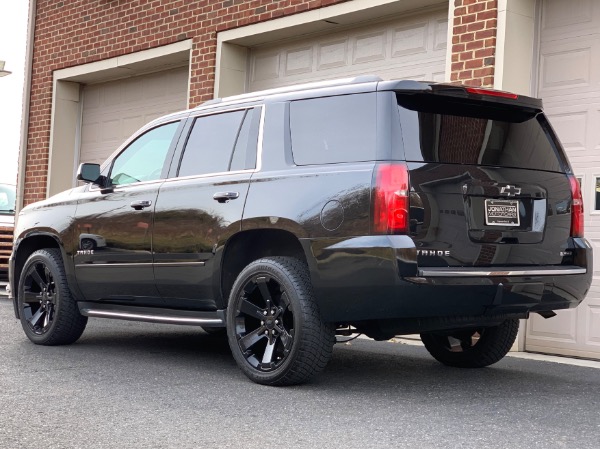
377, 80, 543, 111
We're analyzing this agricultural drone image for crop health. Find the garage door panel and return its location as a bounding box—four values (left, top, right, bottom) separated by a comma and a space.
80, 67, 188, 166
285, 47, 313, 76
542, 0, 594, 35
249, 8, 447, 92
544, 110, 589, 152
527, 309, 577, 343
353, 31, 387, 64
317, 40, 348, 70
586, 304, 600, 345
540, 48, 592, 90
392, 21, 429, 57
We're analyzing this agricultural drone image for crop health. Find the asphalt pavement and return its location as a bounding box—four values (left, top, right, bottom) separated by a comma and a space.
0, 297, 599, 449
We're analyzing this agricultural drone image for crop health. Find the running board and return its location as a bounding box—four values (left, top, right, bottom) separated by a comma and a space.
78, 302, 226, 327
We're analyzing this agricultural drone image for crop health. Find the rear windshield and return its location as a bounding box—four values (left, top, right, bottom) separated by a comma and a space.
397, 94, 569, 173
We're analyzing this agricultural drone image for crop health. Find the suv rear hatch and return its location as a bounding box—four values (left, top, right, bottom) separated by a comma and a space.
393, 86, 582, 269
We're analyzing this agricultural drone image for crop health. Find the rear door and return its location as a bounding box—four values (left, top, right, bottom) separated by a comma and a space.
152, 106, 261, 310
396, 92, 575, 268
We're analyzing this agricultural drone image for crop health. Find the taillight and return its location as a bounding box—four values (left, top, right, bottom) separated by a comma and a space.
569, 174, 584, 238
373, 163, 409, 234
465, 87, 518, 99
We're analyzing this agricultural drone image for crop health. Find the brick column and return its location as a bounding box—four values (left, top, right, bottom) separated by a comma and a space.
450, 0, 498, 87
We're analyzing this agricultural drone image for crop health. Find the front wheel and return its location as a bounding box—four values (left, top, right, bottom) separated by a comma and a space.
420, 319, 519, 368
227, 257, 335, 386
17, 248, 88, 345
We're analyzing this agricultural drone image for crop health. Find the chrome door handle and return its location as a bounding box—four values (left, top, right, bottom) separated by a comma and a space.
213, 192, 240, 203
130, 200, 152, 210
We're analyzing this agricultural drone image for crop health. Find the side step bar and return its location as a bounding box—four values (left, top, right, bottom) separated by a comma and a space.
78, 302, 226, 327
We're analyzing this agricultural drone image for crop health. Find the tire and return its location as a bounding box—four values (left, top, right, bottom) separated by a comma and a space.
17, 248, 88, 345
420, 319, 519, 368
226, 257, 335, 386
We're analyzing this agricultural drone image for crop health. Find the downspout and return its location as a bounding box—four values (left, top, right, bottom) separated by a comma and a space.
16, 0, 37, 217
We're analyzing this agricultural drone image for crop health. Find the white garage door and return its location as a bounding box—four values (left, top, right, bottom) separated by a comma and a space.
248, 8, 448, 92
526, 0, 600, 359
80, 67, 188, 165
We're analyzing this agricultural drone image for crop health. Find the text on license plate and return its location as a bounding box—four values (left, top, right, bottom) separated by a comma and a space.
485, 199, 520, 226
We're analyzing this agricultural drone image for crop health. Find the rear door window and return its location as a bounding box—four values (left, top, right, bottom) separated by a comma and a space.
397, 94, 568, 173
178, 108, 258, 177
290, 93, 376, 165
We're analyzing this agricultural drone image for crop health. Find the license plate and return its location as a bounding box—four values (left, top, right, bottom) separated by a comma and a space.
485, 199, 520, 226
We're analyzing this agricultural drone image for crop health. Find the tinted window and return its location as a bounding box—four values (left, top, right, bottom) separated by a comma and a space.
179, 110, 247, 177
110, 121, 179, 186
230, 108, 260, 171
397, 94, 567, 173
290, 94, 377, 165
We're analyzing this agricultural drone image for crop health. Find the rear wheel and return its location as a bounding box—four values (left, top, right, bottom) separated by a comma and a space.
227, 257, 335, 386
17, 249, 88, 345
420, 319, 519, 368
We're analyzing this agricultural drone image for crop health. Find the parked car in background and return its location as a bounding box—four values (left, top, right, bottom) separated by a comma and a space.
8, 77, 593, 385
0, 183, 16, 288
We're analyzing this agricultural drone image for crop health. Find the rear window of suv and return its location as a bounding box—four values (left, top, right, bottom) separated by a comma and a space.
397, 93, 569, 173
290, 93, 376, 165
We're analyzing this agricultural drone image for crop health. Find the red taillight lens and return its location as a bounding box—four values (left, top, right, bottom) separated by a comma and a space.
465, 87, 518, 99
373, 163, 409, 234
569, 175, 584, 238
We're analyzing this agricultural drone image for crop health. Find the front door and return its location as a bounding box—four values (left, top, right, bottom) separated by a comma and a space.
73, 120, 183, 305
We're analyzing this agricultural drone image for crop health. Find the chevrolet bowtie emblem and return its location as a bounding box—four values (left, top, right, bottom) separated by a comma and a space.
500, 185, 521, 196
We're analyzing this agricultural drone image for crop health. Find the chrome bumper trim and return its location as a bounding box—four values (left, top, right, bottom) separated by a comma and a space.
418, 267, 587, 278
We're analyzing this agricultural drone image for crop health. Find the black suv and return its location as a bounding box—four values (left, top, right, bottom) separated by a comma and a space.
9, 76, 592, 385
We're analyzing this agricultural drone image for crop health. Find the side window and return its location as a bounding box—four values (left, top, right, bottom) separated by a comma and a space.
230, 109, 258, 171
178, 109, 250, 177
289, 93, 377, 165
110, 121, 180, 186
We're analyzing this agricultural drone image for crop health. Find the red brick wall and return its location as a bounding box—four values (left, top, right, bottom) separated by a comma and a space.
450, 0, 498, 87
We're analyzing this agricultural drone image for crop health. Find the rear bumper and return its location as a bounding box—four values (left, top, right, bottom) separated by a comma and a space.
303, 236, 592, 323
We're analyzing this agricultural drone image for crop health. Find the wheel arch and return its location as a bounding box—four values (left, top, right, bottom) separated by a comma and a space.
217, 229, 309, 309
11, 233, 68, 318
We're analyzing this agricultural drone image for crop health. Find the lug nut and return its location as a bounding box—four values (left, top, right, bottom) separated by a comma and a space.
275, 320, 279, 324
261, 321, 265, 325
263, 311, 268, 316
264, 330, 268, 335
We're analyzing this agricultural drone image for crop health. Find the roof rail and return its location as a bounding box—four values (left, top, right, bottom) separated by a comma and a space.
197, 75, 383, 109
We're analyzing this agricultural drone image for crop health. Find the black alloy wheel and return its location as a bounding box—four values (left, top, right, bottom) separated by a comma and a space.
227, 257, 334, 386
21, 260, 57, 335
18, 249, 88, 345
420, 319, 519, 368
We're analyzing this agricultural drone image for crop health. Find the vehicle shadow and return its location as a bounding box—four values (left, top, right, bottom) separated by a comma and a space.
49, 319, 598, 402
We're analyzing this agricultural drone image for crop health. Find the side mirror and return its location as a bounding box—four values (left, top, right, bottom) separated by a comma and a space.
76, 163, 103, 185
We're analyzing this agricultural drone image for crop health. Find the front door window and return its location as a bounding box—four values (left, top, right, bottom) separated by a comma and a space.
110, 121, 180, 186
